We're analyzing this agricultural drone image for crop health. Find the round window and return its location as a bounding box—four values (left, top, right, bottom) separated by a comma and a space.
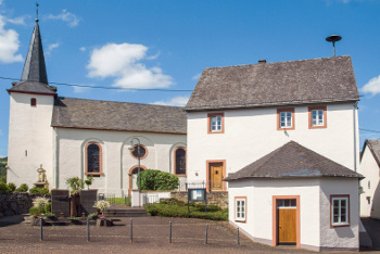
131, 144, 147, 158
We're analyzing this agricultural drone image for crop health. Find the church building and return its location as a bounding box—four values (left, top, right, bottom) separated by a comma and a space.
6, 19, 187, 197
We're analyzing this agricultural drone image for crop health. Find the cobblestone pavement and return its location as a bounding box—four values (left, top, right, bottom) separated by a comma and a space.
0, 216, 379, 254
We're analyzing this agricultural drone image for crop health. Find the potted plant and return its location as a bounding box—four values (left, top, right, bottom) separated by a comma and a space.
94, 200, 112, 226
66, 177, 84, 217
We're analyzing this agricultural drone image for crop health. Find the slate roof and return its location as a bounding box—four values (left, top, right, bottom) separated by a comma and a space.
51, 97, 187, 134
226, 141, 363, 181
186, 56, 359, 111
362, 139, 380, 167
8, 20, 56, 95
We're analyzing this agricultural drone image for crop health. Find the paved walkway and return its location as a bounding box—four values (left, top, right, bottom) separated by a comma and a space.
0, 216, 379, 253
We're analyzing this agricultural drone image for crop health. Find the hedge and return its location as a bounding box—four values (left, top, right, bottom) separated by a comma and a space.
140, 169, 179, 191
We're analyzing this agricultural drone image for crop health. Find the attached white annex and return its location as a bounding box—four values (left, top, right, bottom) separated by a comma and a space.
6, 19, 187, 196
226, 141, 362, 252
359, 139, 380, 218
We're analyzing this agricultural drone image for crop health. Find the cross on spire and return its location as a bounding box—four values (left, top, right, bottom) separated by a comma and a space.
35, 2, 39, 22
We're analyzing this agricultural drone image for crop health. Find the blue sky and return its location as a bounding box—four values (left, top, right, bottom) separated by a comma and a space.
0, 0, 380, 157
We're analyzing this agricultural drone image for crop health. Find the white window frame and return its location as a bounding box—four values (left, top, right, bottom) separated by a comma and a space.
211, 115, 222, 132
312, 109, 324, 126
331, 196, 349, 227
280, 111, 292, 128
235, 197, 247, 222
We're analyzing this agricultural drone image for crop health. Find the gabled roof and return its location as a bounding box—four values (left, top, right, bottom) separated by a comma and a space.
8, 20, 56, 95
51, 97, 187, 135
362, 139, 380, 168
186, 56, 359, 112
226, 141, 362, 181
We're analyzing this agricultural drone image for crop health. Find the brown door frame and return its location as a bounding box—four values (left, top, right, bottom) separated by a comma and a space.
272, 195, 300, 248
206, 160, 226, 192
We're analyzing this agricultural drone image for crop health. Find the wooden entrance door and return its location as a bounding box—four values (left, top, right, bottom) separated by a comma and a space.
277, 199, 297, 244
209, 162, 224, 191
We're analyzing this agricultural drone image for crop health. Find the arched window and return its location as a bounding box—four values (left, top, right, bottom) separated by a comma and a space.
175, 148, 186, 175
86, 143, 102, 176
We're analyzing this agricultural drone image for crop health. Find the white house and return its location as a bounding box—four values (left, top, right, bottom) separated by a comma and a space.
6, 19, 187, 196
359, 139, 380, 218
185, 57, 362, 250
185, 57, 360, 191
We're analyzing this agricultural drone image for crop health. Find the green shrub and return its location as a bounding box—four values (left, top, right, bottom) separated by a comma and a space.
7, 182, 16, 192
159, 198, 185, 206
29, 197, 51, 216
145, 202, 228, 221
140, 170, 179, 191
29, 186, 50, 196
0, 181, 10, 193
16, 183, 29, 192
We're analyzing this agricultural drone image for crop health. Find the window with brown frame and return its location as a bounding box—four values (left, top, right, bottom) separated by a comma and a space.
277, 108, 295, 130
308, 105, 327, 129
174, 147, 186, 175
31, 98, 37, 107
86, 143, 102, 176
330, 195, 350, 227
208, 113, 224, 134
235, 197, 247, 222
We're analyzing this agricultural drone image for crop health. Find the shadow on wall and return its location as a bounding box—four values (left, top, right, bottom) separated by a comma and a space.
370, 183, 380, 219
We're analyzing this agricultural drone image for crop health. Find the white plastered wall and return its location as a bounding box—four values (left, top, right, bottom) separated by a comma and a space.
187, 103, 358, 185
54, 127, 186, 196
228, 178, 359, 251
358, 145, 380, 218
7, 93, 54, 187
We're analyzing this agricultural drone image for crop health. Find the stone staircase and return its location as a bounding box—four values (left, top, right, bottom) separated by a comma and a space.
103, 205, 147, 217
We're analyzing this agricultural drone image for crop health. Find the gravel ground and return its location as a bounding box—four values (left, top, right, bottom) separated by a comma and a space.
0, 216, 379, 254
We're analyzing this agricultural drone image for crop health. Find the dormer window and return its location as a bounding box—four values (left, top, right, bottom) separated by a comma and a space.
31, 98, 37, 107
208, 113, 224, 134
277, 108, 295, 130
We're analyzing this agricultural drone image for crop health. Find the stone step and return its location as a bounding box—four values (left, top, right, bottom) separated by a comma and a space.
103, 207, 147, 217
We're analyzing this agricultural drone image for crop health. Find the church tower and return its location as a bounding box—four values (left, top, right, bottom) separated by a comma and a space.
7, 17, 56, 188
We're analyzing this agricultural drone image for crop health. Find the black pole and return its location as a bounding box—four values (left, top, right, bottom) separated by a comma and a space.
87, 217, 90, 242
129, 218, 133, 243
39, 217, 44, 241
204, 224, 208, 245
169, 221, 172, 243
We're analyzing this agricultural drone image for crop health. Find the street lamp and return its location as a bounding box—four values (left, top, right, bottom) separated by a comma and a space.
129, 137, 142, 207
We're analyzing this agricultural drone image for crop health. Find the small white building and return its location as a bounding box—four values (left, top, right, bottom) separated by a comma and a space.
226, 141, 362, 252
6, 19, 187, 196
359, 139, 380, 218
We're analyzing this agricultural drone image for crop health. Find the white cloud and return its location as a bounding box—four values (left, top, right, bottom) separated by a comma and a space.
72, 86, 91, 93
45, 9, 80, 28
79, 46, 86, 52
0, 15, 22, 63
5, 16, 28, 25
362, 75, 380, 96
46, 42, 60, 56
152, 96, 189, 107
87, 43, 173, 89
192, 73, 201, 81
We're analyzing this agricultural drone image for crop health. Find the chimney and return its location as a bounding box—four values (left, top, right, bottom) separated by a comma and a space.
258, 59, 267, 64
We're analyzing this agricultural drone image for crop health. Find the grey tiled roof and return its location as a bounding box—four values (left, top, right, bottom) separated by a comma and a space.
226, 141, 362, 181
186, 56, 359, 111
52, 97, 187, 134
363, 139, 380, 167
8, 81, 57, 95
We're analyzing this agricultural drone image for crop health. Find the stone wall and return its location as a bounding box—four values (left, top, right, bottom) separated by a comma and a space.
171, 191, 228, 209
0, 192, 33, 217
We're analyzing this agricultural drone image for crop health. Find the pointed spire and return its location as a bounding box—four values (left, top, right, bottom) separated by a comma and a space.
21, 17, 48, 84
